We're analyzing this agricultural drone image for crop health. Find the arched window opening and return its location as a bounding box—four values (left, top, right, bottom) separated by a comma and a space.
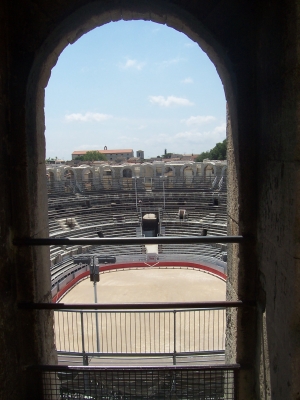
44, 19, 229, 360
122, 168, 132, 178
64, 168, 75, 193
82, 168, 93, 191
204, 164, 215, 181
47, 170, 55, 192
24, 5, 245, 397
183, 165, 194, 187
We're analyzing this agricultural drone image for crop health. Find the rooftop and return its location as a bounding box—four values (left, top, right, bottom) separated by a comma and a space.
73, 149, 133, 155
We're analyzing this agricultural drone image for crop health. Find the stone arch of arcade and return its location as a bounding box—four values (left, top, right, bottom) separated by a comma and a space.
121, 166, 134, 178
203, 163, 216, 179
5, 1, 298, 399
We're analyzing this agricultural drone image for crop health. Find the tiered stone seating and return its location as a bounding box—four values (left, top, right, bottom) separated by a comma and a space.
48, 182, 227, 286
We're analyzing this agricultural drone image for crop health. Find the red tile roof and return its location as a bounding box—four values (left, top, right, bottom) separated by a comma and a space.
73, 149, 133, 155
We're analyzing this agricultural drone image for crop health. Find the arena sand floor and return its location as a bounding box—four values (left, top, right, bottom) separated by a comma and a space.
57, 267, 226, 365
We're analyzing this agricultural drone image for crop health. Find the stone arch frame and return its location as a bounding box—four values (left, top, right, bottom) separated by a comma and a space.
164, 165, 175, 177
100, 164, 115, 179
120, 166, 134, 190
63, 167, 76, 181
203, 163, 216, 178
47, 170, 54, 180
120, 166, 134, 178
180, 163, 195, 177
46, 169, 56, 192
81, 166, 94, 181
141, 163, 155, 178
46, 168, 56, 181
22, 1, 256, 396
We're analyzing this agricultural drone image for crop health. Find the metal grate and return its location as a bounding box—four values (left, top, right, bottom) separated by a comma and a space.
34, 364, 239, 399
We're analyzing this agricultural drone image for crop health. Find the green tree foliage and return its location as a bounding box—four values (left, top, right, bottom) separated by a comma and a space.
196, 139, 227, 162
162, 153, 172, 159
76, 151, 107, 162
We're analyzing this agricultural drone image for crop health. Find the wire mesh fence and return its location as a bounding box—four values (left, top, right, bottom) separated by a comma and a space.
35, 364, 238, 399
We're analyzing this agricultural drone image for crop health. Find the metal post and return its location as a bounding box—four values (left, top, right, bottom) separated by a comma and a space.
234, 366, 239, 400
134, 177, 138, 211
80, 311, 89, 365
163, 179, 165, 209
80, 308, 89, 392
173, 310, 176, 365
93, 256, 100, 353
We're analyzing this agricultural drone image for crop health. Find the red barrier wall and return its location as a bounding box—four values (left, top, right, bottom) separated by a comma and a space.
52, 261, 226, 303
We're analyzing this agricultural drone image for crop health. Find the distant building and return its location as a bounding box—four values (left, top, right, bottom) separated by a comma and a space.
180, 154, 198, 161
136, 150, 144, 159
46, 158, 66, 165
72, 147, 134, 161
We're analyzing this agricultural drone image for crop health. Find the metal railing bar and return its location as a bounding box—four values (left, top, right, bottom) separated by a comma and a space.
18, 300, 255, 310
27, 363, 240, 372
56, 350, 225, 357
13, 235, 246, 246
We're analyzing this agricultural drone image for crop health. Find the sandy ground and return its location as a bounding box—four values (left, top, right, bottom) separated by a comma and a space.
56, 267, 226, 365
145, 244, 159, 253
60, 267, 225, 303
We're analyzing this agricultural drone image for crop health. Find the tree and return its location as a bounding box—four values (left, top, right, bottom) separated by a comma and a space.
196, 139, 227, 162
162, 153, 172, 159
76, 151, 107, 162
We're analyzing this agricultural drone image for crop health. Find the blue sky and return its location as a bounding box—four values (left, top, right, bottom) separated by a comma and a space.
45, 20, 226, 160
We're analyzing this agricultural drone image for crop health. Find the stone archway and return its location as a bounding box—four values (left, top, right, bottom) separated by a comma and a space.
102, 167, 112, 189
63, 168, 75, 192
164, 166, 175, 188
122, 168, 133, 178
23, 1, 249, 397
46, 170, 55, 192
64, 168, 75, 179
122, 167, 133, 190
203, 164, 215, 181
82, 167, 93, 191
183, 165, 194, 187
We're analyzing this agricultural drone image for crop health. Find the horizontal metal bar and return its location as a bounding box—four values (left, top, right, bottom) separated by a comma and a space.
28, 363, 240, 372
57, 350, 225, 358
53, 307, 227, 314
13, 235, 245, 246
18, 300, 255, 310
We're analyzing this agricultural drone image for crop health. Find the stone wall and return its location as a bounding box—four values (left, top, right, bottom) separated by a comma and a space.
0, 1, 299, 398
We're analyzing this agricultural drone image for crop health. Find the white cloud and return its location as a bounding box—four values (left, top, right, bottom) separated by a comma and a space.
76, 144, 101, 150
65, 112, 112, 122
152, 27, 160, 33
118, 135, 140, 143
145, 133, 173, 145
174, 123, 226, 144
213, 122, 226, 134
162, 57, 183, 66
182, 115, 216, 126
134, 122, 226, 156
156, 57, 185, 68
120, 58, 146, 70
184, 42, 196, 48
181, 77, 193, 84
149, 95, 194, 107
175, 131, 207, 141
